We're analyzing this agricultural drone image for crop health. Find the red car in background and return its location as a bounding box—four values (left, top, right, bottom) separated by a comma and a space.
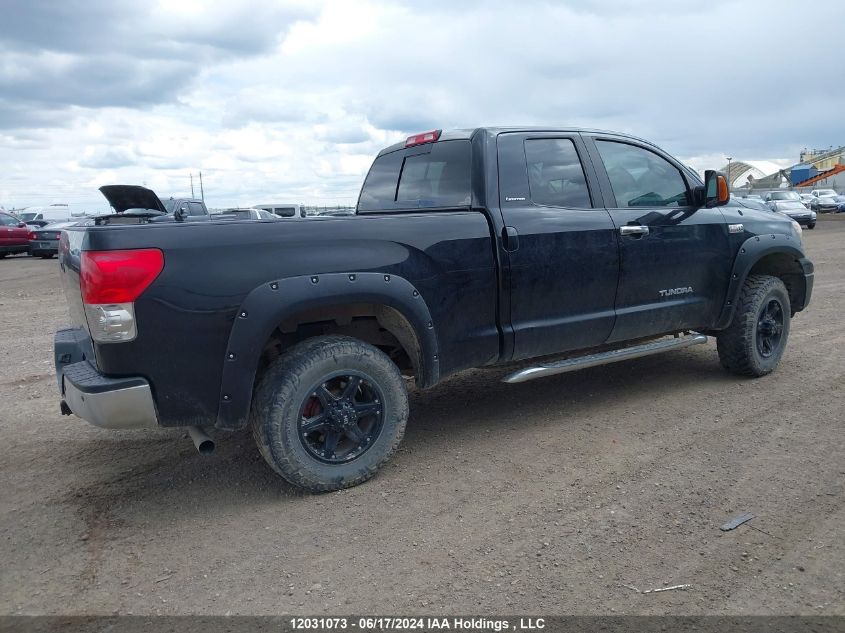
0, 212, 29, 258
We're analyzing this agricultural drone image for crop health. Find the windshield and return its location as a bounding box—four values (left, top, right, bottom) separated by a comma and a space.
817, 190, 837, 197
161, 199, 178, 212
769, 191, 799, 200
0, 214, 20, 226
17, 212, 37, 221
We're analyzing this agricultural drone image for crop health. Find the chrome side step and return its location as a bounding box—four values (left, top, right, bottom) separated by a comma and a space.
502, 333, 708, 384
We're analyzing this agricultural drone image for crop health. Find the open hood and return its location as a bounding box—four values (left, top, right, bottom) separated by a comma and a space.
99, 185, 167, 214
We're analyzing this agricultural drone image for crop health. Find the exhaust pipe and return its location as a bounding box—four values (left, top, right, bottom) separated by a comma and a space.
187, 426, 215, 454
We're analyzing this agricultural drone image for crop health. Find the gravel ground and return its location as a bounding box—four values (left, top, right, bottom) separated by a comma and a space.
0, 219, 843, 616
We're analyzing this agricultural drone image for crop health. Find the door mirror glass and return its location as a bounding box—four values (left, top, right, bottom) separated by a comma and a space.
704, 170, 730, 207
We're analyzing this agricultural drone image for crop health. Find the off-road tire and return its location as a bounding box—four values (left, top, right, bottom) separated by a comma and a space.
250, 335, 408, 492
717, 274, 790, 377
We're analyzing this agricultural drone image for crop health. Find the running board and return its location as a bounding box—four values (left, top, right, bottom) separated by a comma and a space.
502, 333, 708, 384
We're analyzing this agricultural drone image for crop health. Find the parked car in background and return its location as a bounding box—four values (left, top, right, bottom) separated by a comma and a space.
809, 189, 840, 212
97, 186, 210, 224
830, 194, 845, 212
765, 190, 806, 207
161, 196, 210, 220
768, 200, 816, 228
15, 204, 72, 225
219, 208, 281, 221
253, 203, 304, 218
0, 211, 30, 258
799, 193, 815, 207
28, 219, 94, 258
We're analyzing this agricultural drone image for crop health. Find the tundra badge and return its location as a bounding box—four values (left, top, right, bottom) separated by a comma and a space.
659, 287, 693, 297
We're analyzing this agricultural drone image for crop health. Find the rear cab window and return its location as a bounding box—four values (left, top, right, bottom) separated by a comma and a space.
524, 138, 592, 208
357, 140, 471, 212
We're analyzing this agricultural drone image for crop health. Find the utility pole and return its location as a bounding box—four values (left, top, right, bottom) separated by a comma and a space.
199, 171, 204, 201
726, 157, 732, 190
190, 173, 195, 198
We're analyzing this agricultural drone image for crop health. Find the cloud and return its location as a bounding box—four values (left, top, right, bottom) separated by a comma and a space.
77, 145, 136, 169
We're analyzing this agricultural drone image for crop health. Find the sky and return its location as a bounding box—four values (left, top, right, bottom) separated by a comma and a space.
1, 0, 844, 212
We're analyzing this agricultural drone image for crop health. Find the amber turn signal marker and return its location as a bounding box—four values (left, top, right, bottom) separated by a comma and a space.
717, 175, 729, 202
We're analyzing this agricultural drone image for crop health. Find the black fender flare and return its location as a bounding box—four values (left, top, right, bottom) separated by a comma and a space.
215, 272, 439, 430
713, 233, 812, 330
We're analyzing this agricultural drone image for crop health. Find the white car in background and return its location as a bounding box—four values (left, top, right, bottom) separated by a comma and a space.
219, 208, 283, 221
809, 189, 840, 213
14, 204, 73, 227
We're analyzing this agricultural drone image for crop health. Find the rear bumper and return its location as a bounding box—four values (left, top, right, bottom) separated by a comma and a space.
55, 328, 159, 429
0, 244, 28, 254
29, 239, 59, 255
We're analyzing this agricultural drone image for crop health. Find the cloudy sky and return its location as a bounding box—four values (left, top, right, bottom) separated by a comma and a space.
1, 0, 843, 212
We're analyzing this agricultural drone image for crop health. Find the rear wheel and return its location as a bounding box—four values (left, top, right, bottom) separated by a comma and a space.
250, 335, 408, 492
717, 274, 790, 377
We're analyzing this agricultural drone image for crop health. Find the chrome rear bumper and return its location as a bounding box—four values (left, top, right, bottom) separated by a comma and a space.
62, 373, 159, 429
55, 328, 159, 429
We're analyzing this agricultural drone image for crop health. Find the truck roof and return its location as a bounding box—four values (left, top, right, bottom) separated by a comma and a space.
376, 126, 658, 156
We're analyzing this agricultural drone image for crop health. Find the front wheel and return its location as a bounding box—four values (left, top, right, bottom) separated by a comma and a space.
717, 274, 791, 377
807, 223, 816, 229
250, 335, 409, 492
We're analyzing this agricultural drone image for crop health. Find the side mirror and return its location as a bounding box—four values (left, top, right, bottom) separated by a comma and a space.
704, 170, 730, 208
174, 206, 187, 222
17, 222, 25, 228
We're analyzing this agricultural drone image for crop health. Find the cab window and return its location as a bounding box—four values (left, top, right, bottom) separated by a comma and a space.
596, 140, 690, 208
358, 140, 471, 211
524, 138, 591, 208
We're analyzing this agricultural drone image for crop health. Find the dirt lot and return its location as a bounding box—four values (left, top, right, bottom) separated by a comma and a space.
1, 220, 843, 616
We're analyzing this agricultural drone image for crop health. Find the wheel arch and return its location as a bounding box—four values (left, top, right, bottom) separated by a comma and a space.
713, 235, 812, 330
215, 272, 439, 430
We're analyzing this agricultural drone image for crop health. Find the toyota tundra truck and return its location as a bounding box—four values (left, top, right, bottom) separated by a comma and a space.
54, 127, 814, 492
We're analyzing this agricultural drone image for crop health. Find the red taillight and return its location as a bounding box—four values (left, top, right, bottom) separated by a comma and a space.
405, 129, 441, 148
80, 249, 164, 304
28, 231, 37, 240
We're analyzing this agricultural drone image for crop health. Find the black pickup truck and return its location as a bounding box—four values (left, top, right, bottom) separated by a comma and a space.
55, 127, 813, 492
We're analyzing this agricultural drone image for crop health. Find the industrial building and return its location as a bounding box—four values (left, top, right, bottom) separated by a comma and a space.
722, 145, 845, 191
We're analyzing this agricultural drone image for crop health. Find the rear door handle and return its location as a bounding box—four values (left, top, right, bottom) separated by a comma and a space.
620, 225, 649, 237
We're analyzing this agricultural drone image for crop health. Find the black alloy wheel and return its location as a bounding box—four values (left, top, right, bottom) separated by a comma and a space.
756, 298, 784, 359
298, 373, 385, 464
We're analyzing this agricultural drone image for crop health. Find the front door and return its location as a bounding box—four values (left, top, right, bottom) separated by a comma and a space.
583, 135, 733, 342
497, 133, 620, 361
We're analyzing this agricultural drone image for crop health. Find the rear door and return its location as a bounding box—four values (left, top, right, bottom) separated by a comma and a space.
497, 132, 619, 361
582, 134, 732, 342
